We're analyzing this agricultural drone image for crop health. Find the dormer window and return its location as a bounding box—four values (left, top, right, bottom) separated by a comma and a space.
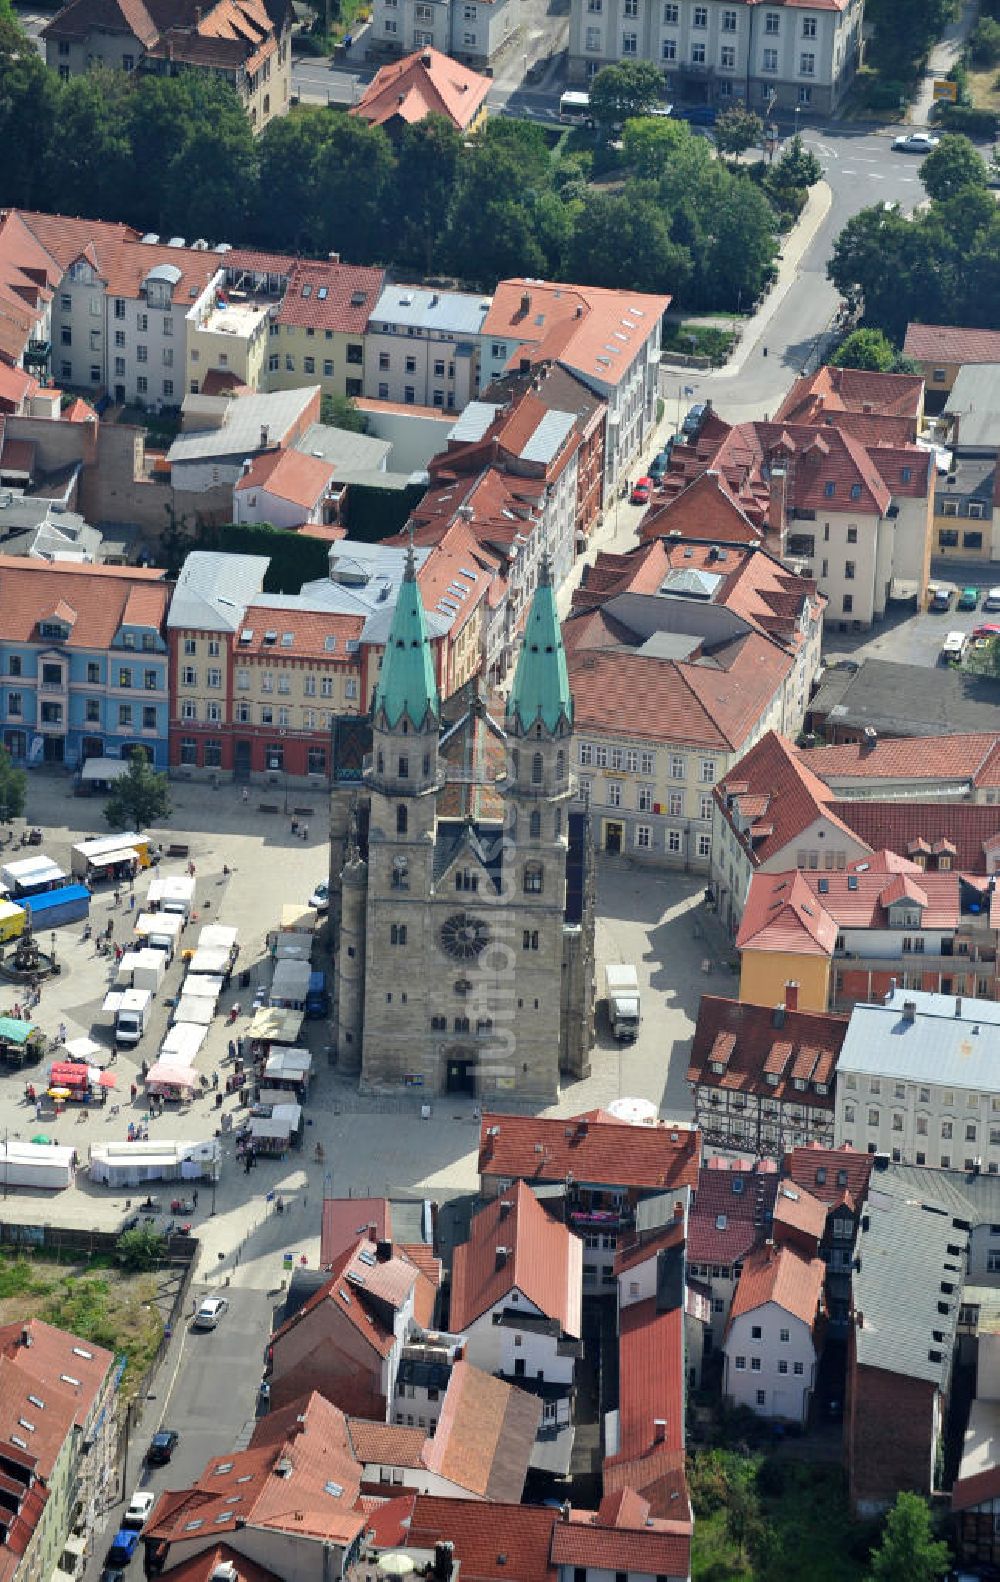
767, 1072, 779, 1087
39, 621, 69, 641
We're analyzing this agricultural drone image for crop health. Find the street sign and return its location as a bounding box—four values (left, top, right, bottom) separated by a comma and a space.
933, 78, 958, 101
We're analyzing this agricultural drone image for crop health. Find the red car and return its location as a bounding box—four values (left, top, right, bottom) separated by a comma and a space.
973, 623, 1000, 638
630, 476, 653, 504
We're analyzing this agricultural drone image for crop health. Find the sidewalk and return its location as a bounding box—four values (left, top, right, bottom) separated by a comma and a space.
909, 0, 979, 125
661, 177, 833, 385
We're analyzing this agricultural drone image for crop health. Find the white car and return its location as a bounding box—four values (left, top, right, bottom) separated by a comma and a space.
985, 588, 1000, 612
193, 1296, 229, 1330
123, 1490, 156, 1529
892, 132, 939, 153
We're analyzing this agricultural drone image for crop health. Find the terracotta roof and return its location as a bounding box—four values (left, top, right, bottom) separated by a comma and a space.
833, 800, 1000, 875
689, 995, 846, 1108
639, 468, 764, 545
321, 1198, 391, 1268
903, 323, 1000, 365
785, 1142, 874, 1209
612, 1218, 685, 1277
478, 1111, 701, 1194
347, 1419, 426, 1468
0, 1318, 113, 1431
352, 46, 490, 131
800, 731, 1000, 787
422, 1359, 541, 1501
408, 1495, 558, 1582
687, 1157, 780, 1265
772, 1181, 828, 1245
600, 1445, 689, 1520
608, 1298, 684, 1460
271, 1237, 416, 1361
551, 1496, 691, 1576
716, 730, 864, 869
0, 558, 167, 649
727, 1242, 825, 1332
146, 1391, 363, 1549
735, 871, 839, 956
450, 1180, 582, 1336
235, 446, 335, 510
775, 366, 923, 435
274, 259, 384, 335
356, 1490, 416, 1548
13, 209, 218, 305
795, 867, 960, 931
0, 362, 37, 409
145, 1546, 284, 1582
483, 278, 670, 390
0, 1355, 78, 1479
238, 606, 363, 662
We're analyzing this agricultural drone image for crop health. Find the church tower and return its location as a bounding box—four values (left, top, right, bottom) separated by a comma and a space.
502, 557, 576, 1098
359, 546, 442, 1090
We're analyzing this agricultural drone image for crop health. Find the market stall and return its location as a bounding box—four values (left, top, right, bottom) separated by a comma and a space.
262, 1045, 312, 1097
0, 899, 25, 943
63, 1036, 105, 1068
249, 1006, 303, 1047
48, 1061, 114, 1106
89, 1137, 220, 1186
274, 932, 311, 963
278, 903, 317, 938
0, 1016, 45, 1067
245, 1101, 302, 1157
71, 833, 150, 879
1, 856, 67, 897
181, 973, 222, 1002
172, 995, 214, 1027
187, 946, 231, 978
159, 1023, 207, 1064
268, 958, 311, 1012
0, 1139, 75, 1190
145, 1061, 200, 1101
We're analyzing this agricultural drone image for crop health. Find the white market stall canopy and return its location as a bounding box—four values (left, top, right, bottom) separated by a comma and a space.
147, 876, 195, 908
263, 1046, 313, 1083
188, 946, 230, 976
0, 1140, 75, 1187
63, 1036, 104, 1066
173, 996, 213, 1026
2, 856, 66, 889
89, 1137, 219, 1184
135, 912, 184, 944
249, 1006, 303, 1045
181, 973, 222, 1000
198, 924, 238, 952
160, 1023, 207, 1063
249, 1102, 301, 1141
79, 759, 131, 785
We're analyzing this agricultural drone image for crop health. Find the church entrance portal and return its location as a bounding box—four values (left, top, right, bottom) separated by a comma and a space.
446, 1056, 475, 1095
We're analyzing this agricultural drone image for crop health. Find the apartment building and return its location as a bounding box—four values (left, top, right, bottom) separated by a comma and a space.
835, 988, 1000, 1172
481, 279, 669, 501
563, 537, 823, 868
42, 0, 293, 132
364, 284, 490, 410
903, 322, 1000, 411
266, 258, 385, 405
723, 1239, 825, 1423
568, 0, 864, 113
933, 364, 1000, 565
687, 1157, 779, 1345
774, 365, 924, 443
483, 361, 607, 545
368, 0, 518, 68
0, 558, 170, 770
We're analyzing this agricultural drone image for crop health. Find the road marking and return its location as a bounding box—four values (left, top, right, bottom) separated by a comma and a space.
817, 143, 836, 157
841, 169, 856, 175
869, 172, 885, 179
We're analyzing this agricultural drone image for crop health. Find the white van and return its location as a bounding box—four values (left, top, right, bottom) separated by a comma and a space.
942, 631, 969, 664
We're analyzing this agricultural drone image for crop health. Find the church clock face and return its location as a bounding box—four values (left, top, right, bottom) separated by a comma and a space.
440, 912, 490, 960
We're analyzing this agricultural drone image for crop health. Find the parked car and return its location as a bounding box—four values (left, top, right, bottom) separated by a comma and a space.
677, 104, 717, 125
193, 1296, 228, 1330
309, 881, 329, 913
985, 588, 1000, 611
106, 1530, 140, 1568
123, 1490, 156, 1529
648, 450, 670, 480
892, 131, 939, 153
146, 1428, 179, 1464
682, 402, 706, 436
958, 586, 980, 610
930, 586, 952, 612
630, 477, 653, 504
974, 623, 1000, 637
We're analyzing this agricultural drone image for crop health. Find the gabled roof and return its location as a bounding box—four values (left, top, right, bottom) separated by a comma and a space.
735, 871, 838, 956
0, 558, 167, 649
687, 1157, 779, 1265
271, 1237, 419, 1361
688, 994, 847, 1107
903, 322, 1000, 365
450, 1180, 582, 1337
408, 1495, 558, 1582
166, 550, 268, 634
852, 1188, 966, 1386
478, 1111, 701, 1193
551, 1491, 691, 1576
639, 468, 764, 546
274, 258, 384, 335
320, 1197, 391, 1268
506, 557, 572, 734
785, 1143, 874, 1209
772, 1181, 827, 1246
716, 730, 863, 869
607, 1298, 684, 1461
727, 1242, 825, 1332
774, 365, 923, 438
799, 730, 1000, 788
234, 446, 335, 510
833, 799, 1000, 875
483, 278, 670, 391
351, 46, 491, 131
421, 1359, 541, 1501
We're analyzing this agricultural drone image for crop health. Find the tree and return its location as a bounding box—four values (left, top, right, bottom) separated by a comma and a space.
866, 1492, 950, 1582
587, 61, 664, 134
919, 133, 987, 201
104, 750, 171, 832
392, 115, 463, 274
447, 140, 550, 286
831, 327, 897, 370
713, 102, 763, 161
622, 113, 691, 177
0, 746, 27, 824
49, 69, 133, 222
0, 1, 59, 210
320, 392, 367, 432
566, 189, 692, 296
771, 132, 823, 188
116, 1225, 166, 1271
970, 16, 1000, 64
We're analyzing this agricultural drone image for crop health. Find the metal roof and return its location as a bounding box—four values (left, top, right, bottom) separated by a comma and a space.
168, 388, 321, 465
944, 364, 1000, 451
166, 551, 269, 633
853, 1188, 966, 1384
293, 422, 391, 472
839, 988, 1000, 1092
448, 402, 500, 444
519, 408, 575, 466
370, 285, 491, 337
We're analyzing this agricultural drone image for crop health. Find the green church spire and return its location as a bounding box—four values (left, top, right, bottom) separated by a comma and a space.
507, 555, 573, 734
375, 545, 439, 730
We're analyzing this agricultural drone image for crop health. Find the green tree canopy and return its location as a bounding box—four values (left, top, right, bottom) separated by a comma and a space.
321, 392, 367, 432
919, 133, 987, 201
566, 189, 692, 296
621, 113, 691, 177
713, 102, 763, 160
588, 61, 665, 134
771, 133, 823, 189
116, 1225, 166, 1271
866, 1492, 950, 1582
392, 115, 463, 274
0, 747, 27, 824
104, 750, 171, 832
831, 327, 897, 369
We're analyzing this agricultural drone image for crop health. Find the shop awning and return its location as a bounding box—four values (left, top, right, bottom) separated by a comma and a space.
146, 1062, 199, 1089
0, 1016, 37, 1044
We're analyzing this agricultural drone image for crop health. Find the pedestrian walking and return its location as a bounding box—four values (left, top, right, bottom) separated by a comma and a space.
113, 886, 121, 907
193, 1188, 199, 1207
130, 1081, 137, 1102
212, 1070, 219, 1090
242, 787, 249, 804
128, 894, 136, 913
187, 860, 196, 878
228, 1038, 236, 1061
58, 1021, 66, 1044
128, 874, 134, 892
301, 823, 309, 841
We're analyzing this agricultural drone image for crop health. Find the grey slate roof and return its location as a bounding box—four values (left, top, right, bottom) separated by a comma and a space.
370, 285, 491, 338
944, 364, 1000, 452
810, 657, 1000, 738
168, 388, 321, 465
166, 551, 269, 632
299, 542, 457, 643
876, 1158, 1000, 1226
853, 1188, 966, 1385
293, 422, 391, 473
840, 988, 1000, 1093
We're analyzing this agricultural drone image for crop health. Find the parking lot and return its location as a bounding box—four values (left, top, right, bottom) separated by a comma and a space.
824, 576, 1000, 672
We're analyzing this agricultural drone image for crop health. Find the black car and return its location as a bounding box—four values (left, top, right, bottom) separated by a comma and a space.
147, 1428, 179, 1464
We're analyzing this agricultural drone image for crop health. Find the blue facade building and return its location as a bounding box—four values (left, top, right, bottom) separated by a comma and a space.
0, 559, 171, 771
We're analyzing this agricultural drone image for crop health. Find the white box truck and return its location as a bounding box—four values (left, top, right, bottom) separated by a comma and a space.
606, 964, 640, 1041
104, 988, 153, 1047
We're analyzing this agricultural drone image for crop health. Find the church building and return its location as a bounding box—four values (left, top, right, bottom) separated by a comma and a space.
328, 547, 594, 1100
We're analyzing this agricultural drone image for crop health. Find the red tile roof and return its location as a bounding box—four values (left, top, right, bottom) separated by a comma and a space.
320, 1197, 390, 1268
688, 995, 846, 1108
552, 1498, 691, 1576
422, 1359, 541, 1501
903, 323, 1000, 365
450, 1180, 582, 1336
408, 1496, 558, 1582
147, 1545, 284, 1582
728, 1242, 825, 1332
352, 46, 491, 131
0, 1318, 113, 1432
772, 1180, 828, 1246
775, 366, 923, 437
13, 209, 217, 305
608, 1298, 684, 1461
736, 871, 839, 956
356, 1490, 416, 1548
0, 557, 167, 649
478, 1111, 701, 1194
271, 1237, 416, 1361
235, 446, 335, 510
347, 1419, 426, 1468
716, 730, 864, 869
785, 1142, 874, 1209
612, 1218, 685, 1277
483, 278, 670, 390
687, 1157, 780, 1266
833, 800, 1000, 875
801, 731, 1000, 788
639, 468, 764, 545
274, 259, 384, 336
795, 867, 960, 930
236, 606, 364, 663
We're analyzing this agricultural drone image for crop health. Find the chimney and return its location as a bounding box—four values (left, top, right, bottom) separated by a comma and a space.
519, 291, 531, 317
887, 977, 897, 999
328, 252, 340, 264
499, 1199, 513, 1218
495, 1245, 509, 1270
955, 995, 963, 1019
560, 1502, 572, 1524
194, 4, 201, 21
433, 1542, 455, 1582
784, 981, 799, 1013
259, 425, 269, 448
375, 1238, 393, 1262
241, 457, 253, 475
772, 1003, 786, 1029
653, 1418, 667, 1443
20, 1325, 30, 1348
861, 726, 877, 754
421, 49, 432, 65
902, 999, 917, 1023
367, 1222, 378, 1241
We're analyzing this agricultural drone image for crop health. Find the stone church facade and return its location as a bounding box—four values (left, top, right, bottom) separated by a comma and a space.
328, 550, 594, 1100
